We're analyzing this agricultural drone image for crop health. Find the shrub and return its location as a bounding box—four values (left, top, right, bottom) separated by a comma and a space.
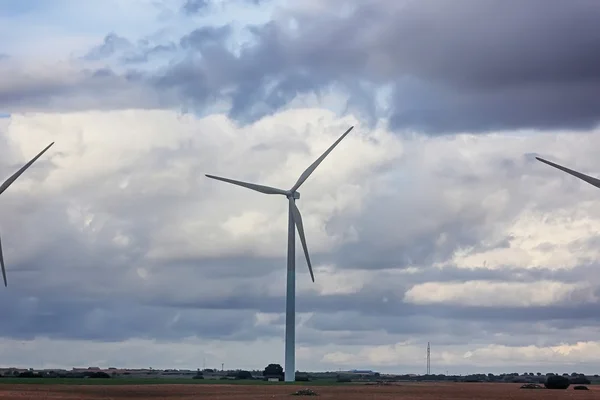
544, 375, 570, 390
295, 374, 310, 382
336, 375, 352, 383
17, 371, 43, 378
573, 386, 589, 390
235, 370, 253, 380
86, 371, 111, 379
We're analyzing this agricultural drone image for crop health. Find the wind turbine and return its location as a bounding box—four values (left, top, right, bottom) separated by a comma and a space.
205, 126, 353, 382
0, 142, 55, 287
536, 157, 600, 189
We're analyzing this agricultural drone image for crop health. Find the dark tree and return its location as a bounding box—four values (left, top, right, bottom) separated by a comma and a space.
236, 370, 252, 380
263, 363, 284, 377
87, 371, 110, 378
570, 375, 591, 385
18, 371, 42, 378
295, 373, 310, 382
544, 375, 570, 390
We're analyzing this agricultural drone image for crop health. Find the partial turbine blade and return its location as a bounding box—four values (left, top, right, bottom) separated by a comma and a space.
0, 142, 55, 196
290, 126, 353, 192
536, 157, 600, 189
289, 198, 315, 282
205, 174, 288, 195
0, 232, 6, 287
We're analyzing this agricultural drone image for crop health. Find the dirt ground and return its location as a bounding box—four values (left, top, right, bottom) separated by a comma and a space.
0, 382, 597, 400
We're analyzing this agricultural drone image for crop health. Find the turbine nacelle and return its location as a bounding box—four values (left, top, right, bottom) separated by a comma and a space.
205, 125, 353, 285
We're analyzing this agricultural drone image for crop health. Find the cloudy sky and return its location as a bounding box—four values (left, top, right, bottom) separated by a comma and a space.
1, 0, 600, 375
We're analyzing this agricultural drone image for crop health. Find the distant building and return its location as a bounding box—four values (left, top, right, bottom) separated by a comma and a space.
346, 369, 377, 375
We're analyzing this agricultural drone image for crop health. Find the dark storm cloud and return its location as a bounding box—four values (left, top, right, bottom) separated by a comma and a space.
0, 65, 167, 112
146, 277, 599, 322
6, 0, 599, 133
143, 0, 600, 133
301, 313, 599, 348
0, 294, 276, 342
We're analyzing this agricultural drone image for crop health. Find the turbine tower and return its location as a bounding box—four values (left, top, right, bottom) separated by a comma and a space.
536, 157, 600, 189
206, 126, 353, 382
426, 342, 430, 375
0, 142, 55, 287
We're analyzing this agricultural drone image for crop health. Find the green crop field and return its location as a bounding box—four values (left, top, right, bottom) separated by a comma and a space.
0, 377, 345, 386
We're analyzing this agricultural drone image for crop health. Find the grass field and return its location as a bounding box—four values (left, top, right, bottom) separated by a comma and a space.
0, 377, 342, 386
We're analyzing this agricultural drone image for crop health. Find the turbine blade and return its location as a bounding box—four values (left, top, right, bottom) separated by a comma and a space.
289, 198, 315, 282
536, 157, 600, 189
205, 174, 288, 195
0, 232, 6, 287
0, 142, 55, 196
290, 126, 353, 192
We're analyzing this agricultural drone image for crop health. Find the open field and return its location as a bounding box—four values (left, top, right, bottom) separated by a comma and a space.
0, 382, 597, 400
0, 378, 302, 386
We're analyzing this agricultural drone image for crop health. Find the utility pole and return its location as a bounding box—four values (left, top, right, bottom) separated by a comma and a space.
221, 363, 224, 372
426, 342, 431, 375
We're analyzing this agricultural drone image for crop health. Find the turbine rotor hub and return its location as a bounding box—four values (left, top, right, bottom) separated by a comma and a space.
288, 191, 300, 200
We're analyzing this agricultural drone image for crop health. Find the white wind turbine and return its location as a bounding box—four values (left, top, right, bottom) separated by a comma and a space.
536, 156, 600, 189
0, 142, 55, 287
205, 126, 353, 382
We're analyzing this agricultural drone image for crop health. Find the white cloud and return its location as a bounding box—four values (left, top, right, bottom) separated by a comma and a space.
321, 340, 600, 371
403, 280, 595, 307
300, 265, 370, 295
3, 106, 600, 372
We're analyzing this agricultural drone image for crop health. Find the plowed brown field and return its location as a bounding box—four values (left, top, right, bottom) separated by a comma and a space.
0, 382, 597, 399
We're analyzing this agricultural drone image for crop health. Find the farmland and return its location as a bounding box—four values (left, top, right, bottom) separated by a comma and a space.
0, 382, 597, 400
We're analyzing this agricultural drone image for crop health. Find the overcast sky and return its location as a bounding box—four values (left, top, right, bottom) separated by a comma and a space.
1, 0, 600, 375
